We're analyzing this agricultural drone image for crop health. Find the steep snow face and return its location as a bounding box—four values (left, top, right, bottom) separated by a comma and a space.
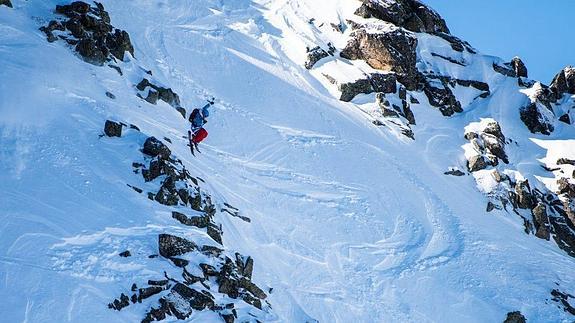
2, 1, 575, 323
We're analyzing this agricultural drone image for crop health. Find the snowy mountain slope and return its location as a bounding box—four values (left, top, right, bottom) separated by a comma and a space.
2, 0, 575, 322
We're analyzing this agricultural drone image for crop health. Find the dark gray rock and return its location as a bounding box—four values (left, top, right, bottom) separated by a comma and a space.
557, 158, 575, 166
105, 91, 116, 99
143, 137, 171, 160
515, 180, 536, 210
423, 78, 462, 116
158, 234, 197, 258
354, 0, 449, 34
559, 113, 571, 124
104, 120, 122, 137
171, 211, 210, 228
550, 67, 575, 98
119, 250, 131, 257
519, 103, 553, 135
0, 0, 13, 8
369, 73, 397, 93
137, 286, 163, 302
503, 311, 526, 323
338, 78, 373, 102
170, 283, 215, 311
511, 57, 528, 78
305, 46, 329, 69
532, 203, 550, 240
108, 293, 130, 311
76, 38, 107, 65
468, 155, 487, 172
106, 29, 134, 61
444, 169, 465, 176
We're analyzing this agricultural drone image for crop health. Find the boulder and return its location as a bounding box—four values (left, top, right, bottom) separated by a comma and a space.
46, 2, 134, 65
0, 0, 13, 8
143, 137, 171, 159
106, 29, 134, 61
305, 46, 329, 69
558, 178, 575, 198
444, 169, 465, 176
354, 0, 449, 34
423, 79, 462, 116
515, 180, 536, 209
559, 113, 571, 124
550, 66, 575, 98
468, 155, 487, 172
369, 73, 397, 93
503, 311, 526, 323
104, 120, 122, 137
340, 28, 418, 90
519, 103, 554, 135
76, 38, 107, 65
532, 203, 550, 240
511, 57, 528, 78
338, 78, 373, 102
158, 234, 197, 258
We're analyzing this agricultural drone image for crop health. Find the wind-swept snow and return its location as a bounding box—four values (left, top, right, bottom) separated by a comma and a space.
1, 0, 575, 322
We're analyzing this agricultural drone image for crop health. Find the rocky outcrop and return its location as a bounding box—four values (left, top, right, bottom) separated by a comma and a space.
520, 83, 556, 135
339, 78, 373, 102
532, 203, 550, 240
464, 119, 509, 173
422, 77, 461, 116
304, 44, 335, 69
551, 289, 575, 316
493, 57, 528, 78
136, 78, 184, 114
354, 0, 449, 34
104, 120, 123, 137
340, 28, 418, 90
503, 311, 526, 323
41, 1, 134, 65
0, 0, 12, 8
550, 66, 575, 99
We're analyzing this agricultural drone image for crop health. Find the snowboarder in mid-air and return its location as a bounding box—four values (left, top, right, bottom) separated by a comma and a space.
188, 99, 213, 155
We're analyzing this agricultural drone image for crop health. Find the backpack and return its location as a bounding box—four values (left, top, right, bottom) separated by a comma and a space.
191, 128, 208, 144
188, 108, 200, 123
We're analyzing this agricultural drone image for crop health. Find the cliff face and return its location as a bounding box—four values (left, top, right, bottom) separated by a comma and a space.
1, 0, 575, 322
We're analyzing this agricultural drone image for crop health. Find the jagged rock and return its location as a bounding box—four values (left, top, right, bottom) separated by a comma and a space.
455, 79, 490, 92
370, 73, 397, 93
148, 279, 169, 286
551, 289, 575, 316
143, 137, 171, 160
138, 286, 164, 302
435, 32, 475, 53
423, 78, 462, 116
47, 2, 134, 65
158, 234, 197, 258
340, 28, 418, 90
104, 120, 122, 137
137, 78, 152, 91
108, 293, 130, 311
503, 311, 526, 323
493, 63, 517, 78
339, 78, 373, 102
559, 113, 571, 124
557, 158, 575, 166
354, 0, 449, 34
119, 250, 131, 257
0, 0, 13, 8
468, 155, 487, 172
305, 46, 329, 69
158, 88, 180, 107
106, 29, 134, 61
172, 211, 210, 228
511, 57, 528, 78
168, 283, 215, 312
402, 100, 416, 125
532, 203, 550, 240
145, 90, 159, 104
76, 38, 107, 65
444, 169, 465, 176
558, 178, 575, 198
207, 224, 223, 244
515, 180, 536, 209
550, 66, 575, 98
519, 103, 554, 135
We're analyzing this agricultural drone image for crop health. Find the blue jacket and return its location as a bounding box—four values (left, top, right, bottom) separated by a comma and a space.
190, 103, 211, 129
